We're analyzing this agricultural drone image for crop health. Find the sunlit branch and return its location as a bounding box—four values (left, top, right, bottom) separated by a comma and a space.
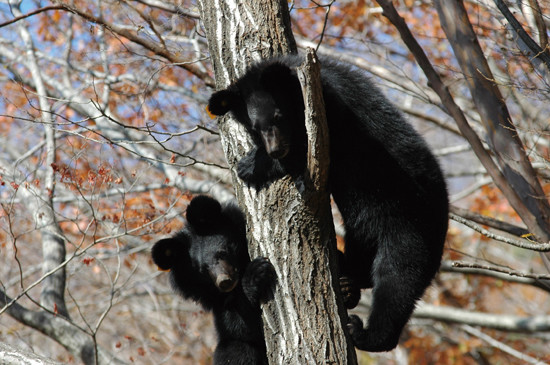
462, 325, 542, 364
0, 57, 228, 174
12, 2, 69, 318
449, 205, 530, 237
0, 342, 63, 365
354, 298, 550, 332
376, 0, 550, 247
435, 0, 550, 245
493, 0, 550, 72
450, 213, 550, 251
56, 2, 215, 86
0, 5, 63, 29
450, 261, 550, 280
0, 288, 125, 364
0, 196, 179, 317
440, 260, 550, 292
131, 0, 201, 19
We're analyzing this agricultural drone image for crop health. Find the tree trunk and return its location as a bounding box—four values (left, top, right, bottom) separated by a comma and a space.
196, 1, 357, 363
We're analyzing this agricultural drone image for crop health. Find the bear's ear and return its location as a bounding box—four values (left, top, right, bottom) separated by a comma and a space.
186, 195, 222, 234
152, 234, 188, 271
259, 62, 295, 91
207, 88, 241, 116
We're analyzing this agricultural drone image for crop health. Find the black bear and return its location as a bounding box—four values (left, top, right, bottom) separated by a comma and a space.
207, 54, 448, 352
152, 195, 276, 364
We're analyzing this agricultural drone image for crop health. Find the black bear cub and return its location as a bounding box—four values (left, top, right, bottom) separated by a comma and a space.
208, 54, 449, 352
152, 195, 276, 364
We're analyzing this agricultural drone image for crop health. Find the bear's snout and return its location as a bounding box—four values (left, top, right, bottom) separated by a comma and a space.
210, 260, 238, 293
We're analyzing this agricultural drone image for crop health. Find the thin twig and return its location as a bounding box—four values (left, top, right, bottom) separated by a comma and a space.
0, 5, 63, 28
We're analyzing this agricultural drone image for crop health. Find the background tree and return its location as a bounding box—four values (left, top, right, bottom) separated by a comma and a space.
0, 0, 549, 364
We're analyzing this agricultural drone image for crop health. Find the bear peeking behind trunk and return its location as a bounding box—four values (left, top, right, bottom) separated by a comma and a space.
152, 195, 276, 365
207, 54, 449, 352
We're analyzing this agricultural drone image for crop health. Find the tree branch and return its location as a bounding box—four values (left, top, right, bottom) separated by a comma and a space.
462, 325, 542, 364
449, 213, 550, 251
449, 261, 550, 280
131, 0, 201, 19
298, 48, 330, 194
434, 0, 550, 246
440, 260, 550, 292
0, 290, 126, 365
0, 5, 63, 29
355, 299, 550, 333
52, 1, 214, 86
449, 205, 530, 237
12, 2, 69, 318
493, 0, 550, 72
375, 0, 550, 252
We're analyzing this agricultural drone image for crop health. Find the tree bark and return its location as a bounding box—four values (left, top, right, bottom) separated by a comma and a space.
196, 1, 356, 363
0, 343, 63, 365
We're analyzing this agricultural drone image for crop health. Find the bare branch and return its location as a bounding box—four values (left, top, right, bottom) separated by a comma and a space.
353, 298, 550, 332
53, 1, 215, 86
12, 2, 69, 317
297, 48, 330, 193
0, 290, 126, 365
0, 5, 63, 29
449, 205, 530, 237
375, 0, 550, 251
435, 0, 550, 245
493, 0, 550, 72
462, 325, 543, 364
450, 212, 550, 251
450, 261, 550, 280
440, 260, 550, 292
131, 0, 201, 19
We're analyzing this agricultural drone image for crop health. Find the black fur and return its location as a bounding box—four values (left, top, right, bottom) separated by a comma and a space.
207, 55, 449, 352
152, 195, 276, 364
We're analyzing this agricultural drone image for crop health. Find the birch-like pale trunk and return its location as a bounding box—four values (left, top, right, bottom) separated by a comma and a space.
197, 1, 357, 363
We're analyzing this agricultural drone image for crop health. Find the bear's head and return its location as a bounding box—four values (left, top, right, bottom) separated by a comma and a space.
208, 62, 305, 160
152, 195, 248, 293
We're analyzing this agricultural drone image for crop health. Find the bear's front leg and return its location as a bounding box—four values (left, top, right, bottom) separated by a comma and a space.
241, 257, 277, 305
237, 147, 287, 189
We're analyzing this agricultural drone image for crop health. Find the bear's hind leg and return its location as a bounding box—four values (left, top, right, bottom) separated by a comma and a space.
347, 277, 416, 352
347, 233, 434, 352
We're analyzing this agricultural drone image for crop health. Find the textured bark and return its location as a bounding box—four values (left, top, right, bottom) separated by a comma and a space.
0, 343, 63, 365
197, 1, 356, 363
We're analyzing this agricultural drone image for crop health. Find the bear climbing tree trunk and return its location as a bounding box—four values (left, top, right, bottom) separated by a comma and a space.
197, 1, 358, 364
